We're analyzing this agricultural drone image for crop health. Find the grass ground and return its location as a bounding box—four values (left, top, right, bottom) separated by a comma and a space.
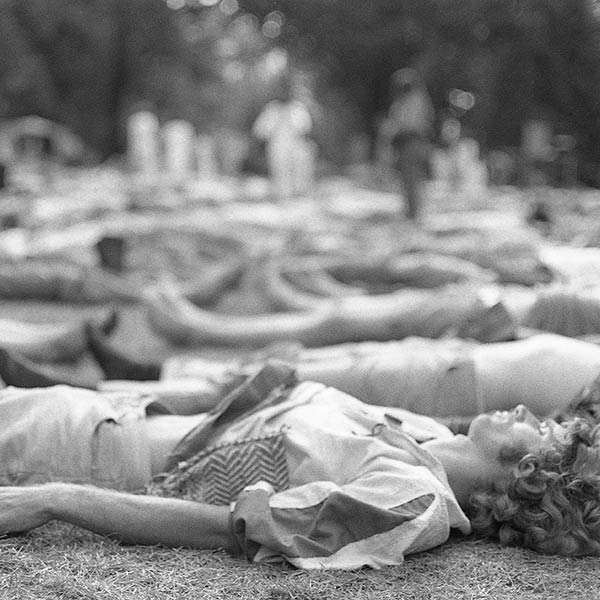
0, 298, 599, 599
2, 524, 599, 599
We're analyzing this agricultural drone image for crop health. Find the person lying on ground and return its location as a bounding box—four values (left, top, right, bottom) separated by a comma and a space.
142, 279, 520, 347
0, 361, 598, 569
142, 266, 600, 348
77, 325, 600, 425
0, 308, 117, 363
2, 326, 600, 434
0, 260, 139, 303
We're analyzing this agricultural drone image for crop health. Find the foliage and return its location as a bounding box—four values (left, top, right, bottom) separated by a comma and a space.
0, 0, 219, 157
239, 0, 600, 164
2, 0, 600, 168
2, 521, 600, 600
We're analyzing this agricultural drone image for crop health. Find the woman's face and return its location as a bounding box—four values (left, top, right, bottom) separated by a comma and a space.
468, 405, 567, 465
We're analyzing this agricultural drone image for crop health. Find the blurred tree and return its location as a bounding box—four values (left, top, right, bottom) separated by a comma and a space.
0, 0, 220, 158
0, 1, 60, 120
2, 0, 600, 173
238, 0, 600, 171
238, 0, 434, 135
424, 0, 600, 160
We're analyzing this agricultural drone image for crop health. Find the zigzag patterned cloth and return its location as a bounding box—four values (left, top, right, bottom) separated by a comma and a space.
147, 431, 289, 505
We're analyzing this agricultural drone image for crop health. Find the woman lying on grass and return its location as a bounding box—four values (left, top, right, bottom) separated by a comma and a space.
3, 328, 600, 426
0, 358, 598, 568
83, 327, 600, 422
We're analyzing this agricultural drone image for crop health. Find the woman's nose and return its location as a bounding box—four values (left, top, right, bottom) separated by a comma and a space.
513, 404, 529, 421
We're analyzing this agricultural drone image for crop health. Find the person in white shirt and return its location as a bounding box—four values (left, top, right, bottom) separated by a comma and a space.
253, 79, 313, 199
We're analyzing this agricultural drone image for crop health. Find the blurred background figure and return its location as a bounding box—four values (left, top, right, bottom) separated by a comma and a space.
383, 68, 434, 222
126, 109, 160, 183
162, 119, 196, 184
252, 76, 313, 200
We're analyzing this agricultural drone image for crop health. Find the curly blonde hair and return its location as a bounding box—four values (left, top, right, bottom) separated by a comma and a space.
469, 420, 600, 556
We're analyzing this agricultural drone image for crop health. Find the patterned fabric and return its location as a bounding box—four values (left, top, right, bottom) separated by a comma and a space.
146, 378, 470, 569
149, 367, 470, 570
224, 383, 470, 569
165, 360, 297, 471
147, 431, 289, 505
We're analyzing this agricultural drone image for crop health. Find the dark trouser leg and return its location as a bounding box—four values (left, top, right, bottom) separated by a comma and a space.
396, 138, 427, 221
86, 324, 161, 380
0, 348, 95, 388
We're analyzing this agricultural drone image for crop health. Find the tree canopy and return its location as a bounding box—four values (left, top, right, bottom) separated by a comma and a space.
0, 0, 218, 157
238, 0, 600, 160
1, 0, 600, 169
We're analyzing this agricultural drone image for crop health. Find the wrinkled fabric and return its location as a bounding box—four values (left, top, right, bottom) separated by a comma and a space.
199, 381, 469, 569
0, 385, 152, 489
165, 361, 296, 470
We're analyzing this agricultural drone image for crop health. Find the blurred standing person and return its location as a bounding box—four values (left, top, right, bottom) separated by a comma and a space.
384, 68, 434, 221
252, 78, 313, 200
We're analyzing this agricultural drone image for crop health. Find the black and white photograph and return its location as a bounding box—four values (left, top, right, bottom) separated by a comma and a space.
0, 1, 599, 598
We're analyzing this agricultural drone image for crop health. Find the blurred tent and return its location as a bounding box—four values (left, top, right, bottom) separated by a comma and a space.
0, 116, 94, 164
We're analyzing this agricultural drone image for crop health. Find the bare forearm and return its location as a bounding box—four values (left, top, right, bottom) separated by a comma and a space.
54, 484, 232, 549
10, 483, 233, 550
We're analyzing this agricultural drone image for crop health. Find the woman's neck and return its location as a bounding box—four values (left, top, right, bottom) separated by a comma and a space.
421, 435, 495, 508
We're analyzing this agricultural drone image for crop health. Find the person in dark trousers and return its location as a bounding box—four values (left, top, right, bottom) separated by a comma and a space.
383, 68, 434, 221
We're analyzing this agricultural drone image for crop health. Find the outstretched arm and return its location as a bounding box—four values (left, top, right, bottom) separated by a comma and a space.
0, 483, 233, 551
